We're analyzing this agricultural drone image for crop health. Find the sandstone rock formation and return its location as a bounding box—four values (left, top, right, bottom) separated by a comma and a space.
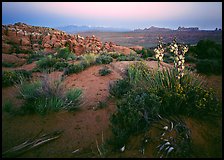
2, 23, 135, 56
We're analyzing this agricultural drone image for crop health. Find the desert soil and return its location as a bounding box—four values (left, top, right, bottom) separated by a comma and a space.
2, 61, 222, 158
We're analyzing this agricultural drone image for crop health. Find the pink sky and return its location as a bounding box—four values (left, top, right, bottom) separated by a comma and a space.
3, 2, 222, 29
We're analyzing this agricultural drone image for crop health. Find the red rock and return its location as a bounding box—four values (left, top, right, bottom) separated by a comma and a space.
16, 53, 29, 58
2, 42, 12, 54
44, 43, 51, 48
130, 45, 143, 51
2, 53, 26, 66
21, 37, 30, 46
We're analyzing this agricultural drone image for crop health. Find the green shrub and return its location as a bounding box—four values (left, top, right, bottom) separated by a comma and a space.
106, 52, 121, 59
36, 56, 59, 69
99, 67, 112, 76
82, 53, 97, 65
18, 76, 82, 115
53, 61, 69, 71
2, 70, 32, 87
2, 62, 15, 68
195, 39, 222, 59
3, 100, 14, 114
96, 101, 108, 109
109, 62, 221, 151
196, 59, 222, 75
136, 48, 154, 59
27, 54, 45, 64
109, 79, 132, 99
56, 47, 76, 60
96, 55, 113, 64
116, 54, 142, 61
64, 63, 84, 75
185, 55, 197, 63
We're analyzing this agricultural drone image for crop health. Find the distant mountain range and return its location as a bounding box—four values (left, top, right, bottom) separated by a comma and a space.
56, 25, 132, 33
134, 26, 173, 32
56, 25, 221, 34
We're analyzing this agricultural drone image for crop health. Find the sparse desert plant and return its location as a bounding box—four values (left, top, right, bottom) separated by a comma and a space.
64, 63, 85, 75
99, 66, 112, 76
106, 52, 121, 59
109, 79, 132, 99
53, 61, 69, 71
17, 74, 82, 115
27, 53, 45, 64
55, 47, 76, 60
196, 59, 222, 75
2, 70, 32, 87
3, 100, 15, 115
36, 55, 59, 70
82, 53, 98, 65
95, 55, 113, 64
116, 54, 142, 61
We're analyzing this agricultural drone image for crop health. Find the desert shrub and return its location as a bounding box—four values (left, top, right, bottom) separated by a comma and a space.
195, 39, 222, 59
56, 47, 76, 60
2, 62, 15, 68
2, 70, 32, 87
136, 48, 154, 59
116, 54, 142, 61
185, 55, 197, 63
109, 79, 132, 99
82, 53, 98, 65
27, 53, 45, 64
99, 66, 112, 76
64, 63, 85, 75
53, 61, 69, 71
196, 59, 222, 75
106, 52, 121, 59
96, 101, 108, 109
18, 75, 82, 115
109, 62, 221, 151
36, 55, 59, 69
96, 55, 113, 64
3, 100, 14, 114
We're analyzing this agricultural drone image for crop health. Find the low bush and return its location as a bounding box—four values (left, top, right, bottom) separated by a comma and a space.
136, 48, 155, 59
196, 59, 222, 75
55, 47, 76, 60
185, 55, 197, 63
82, 53, 98, 65
99, 66, 112, 76
18, 75, 82, 115
3, 100, 15, 115
116, 54, 142, 61
36, 55, 59, 70
27, 53, 45, 64
64, 63, 85, 75
195, 39, 222, 59
53, 61, 69, 71
96, 55, 113, 64
2, 62, 16, 68
109, 79, 132, 99
2, 70, 32, 87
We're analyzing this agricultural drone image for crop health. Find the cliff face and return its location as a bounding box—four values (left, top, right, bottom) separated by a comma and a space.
2, 23, 134, 55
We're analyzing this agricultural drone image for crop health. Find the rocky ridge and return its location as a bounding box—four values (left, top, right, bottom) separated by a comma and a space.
2, 22, 135, 56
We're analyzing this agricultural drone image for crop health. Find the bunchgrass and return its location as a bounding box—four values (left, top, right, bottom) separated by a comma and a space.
17, 74, 82, 115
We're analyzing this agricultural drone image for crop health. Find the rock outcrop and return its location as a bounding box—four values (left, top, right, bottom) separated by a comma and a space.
2, 23, 135, 55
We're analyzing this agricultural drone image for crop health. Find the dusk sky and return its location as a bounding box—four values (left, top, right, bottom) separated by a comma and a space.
2, 2, 222, 30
